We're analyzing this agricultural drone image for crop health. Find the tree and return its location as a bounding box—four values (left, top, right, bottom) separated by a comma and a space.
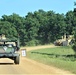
47, 11, 66, 42
24, 12, 40, 45
65, 11, 74, 35
72, 33, 76, 56
34, 10, 49, 44
1, 13, 26, 46
0, 9, 75, 46
0, 21, 18, 39
72, 7, 76, 56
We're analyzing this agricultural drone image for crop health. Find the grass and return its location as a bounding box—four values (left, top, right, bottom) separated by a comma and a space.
27, 46, 76, 74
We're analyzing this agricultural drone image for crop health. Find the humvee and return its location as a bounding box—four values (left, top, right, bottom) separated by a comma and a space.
0, 34, 20, 64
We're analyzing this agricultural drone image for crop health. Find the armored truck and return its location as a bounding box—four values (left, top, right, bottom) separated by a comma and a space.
0, 34, 20, 64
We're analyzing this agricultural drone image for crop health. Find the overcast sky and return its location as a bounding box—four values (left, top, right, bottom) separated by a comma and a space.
0, 0, 75, 17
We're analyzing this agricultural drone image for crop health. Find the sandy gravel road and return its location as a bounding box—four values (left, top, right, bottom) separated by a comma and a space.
21, 44, 58, 51
0, 45, 75, 75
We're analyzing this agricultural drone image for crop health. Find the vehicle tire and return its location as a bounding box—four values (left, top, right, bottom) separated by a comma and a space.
14, 56, 20, 64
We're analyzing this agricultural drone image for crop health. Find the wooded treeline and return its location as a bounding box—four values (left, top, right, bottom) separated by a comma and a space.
0, 10, 75, 46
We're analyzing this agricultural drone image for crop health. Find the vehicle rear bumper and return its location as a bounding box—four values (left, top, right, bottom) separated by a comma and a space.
0, 53, 20, 58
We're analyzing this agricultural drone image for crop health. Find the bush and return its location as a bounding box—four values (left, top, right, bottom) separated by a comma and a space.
72, 33, 76, 56
26, 40, 40, 46
72, 44, 76, 51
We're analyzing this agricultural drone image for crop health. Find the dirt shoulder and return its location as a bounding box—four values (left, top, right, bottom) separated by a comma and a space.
21, 44, 58, 51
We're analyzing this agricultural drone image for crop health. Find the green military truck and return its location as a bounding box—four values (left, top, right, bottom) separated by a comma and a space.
0, 34, 20, 64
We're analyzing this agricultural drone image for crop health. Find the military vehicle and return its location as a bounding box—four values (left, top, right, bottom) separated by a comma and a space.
54, 34, 73, 46
0, 34, 20, 64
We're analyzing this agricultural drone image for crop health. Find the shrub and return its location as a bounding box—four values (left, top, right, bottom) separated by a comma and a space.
26, 40, 40, 46
72, 33, 76, 56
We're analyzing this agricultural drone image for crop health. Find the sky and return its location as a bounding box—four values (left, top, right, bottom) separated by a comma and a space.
0, 0, 75, 17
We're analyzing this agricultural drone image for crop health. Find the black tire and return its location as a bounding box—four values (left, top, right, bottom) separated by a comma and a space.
14, 56, 20, 64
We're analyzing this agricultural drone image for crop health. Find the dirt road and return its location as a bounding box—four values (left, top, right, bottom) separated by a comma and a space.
0, 45, 75, 75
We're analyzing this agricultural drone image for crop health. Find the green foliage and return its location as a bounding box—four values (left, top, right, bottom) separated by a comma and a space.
72, 32, 76, 55
0, 21, 17, 39
0, 9, 75, 46
72, 9, 76, 55
26, 40, 40, 46
65, 11, 74, 34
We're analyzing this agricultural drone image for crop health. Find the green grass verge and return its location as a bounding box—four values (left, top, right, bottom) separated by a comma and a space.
27, 46, 76, 74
